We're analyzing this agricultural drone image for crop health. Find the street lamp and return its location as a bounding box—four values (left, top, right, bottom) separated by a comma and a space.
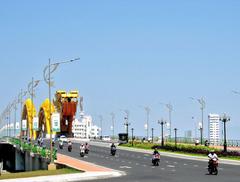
151, 128, 154, 143
190, 97, 205, 145
139, 106, 150, 141
174, 128, 177, 148
28, 77, 40, 142
99, 115, 103, 139
219, 113, 230, 153
110, 112, 115, 139
160, 102, 173, 140
123, 110, 130, 143
18, 89, 28, 140
158, 119, 166, 146
43, 57, 80, 163
131, 128, 134, 146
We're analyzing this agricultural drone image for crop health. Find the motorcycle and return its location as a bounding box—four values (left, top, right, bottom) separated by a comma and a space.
80, 149, 85, 157
208, 159, 218, 175
59, 142, 63, 149
68, 145, 72, 152
85, 148, 89, 154
152, 153, 160, 166
111, 147, 116, 156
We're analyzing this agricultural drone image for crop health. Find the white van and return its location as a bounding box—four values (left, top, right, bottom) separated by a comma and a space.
102, 135, 111, 141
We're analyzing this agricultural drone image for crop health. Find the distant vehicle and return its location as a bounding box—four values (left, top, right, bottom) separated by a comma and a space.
102, 135, 111, 141
59, 135, 68, 143
118, 133, 128, 144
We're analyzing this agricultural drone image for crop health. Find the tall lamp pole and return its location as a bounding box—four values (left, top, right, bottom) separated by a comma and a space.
151, 128, 154, 143
158, 119, 166, 147
43, 57, 80, 163
123, 110, 130, 143
145, 107, 150, 140
190, 97, 205, 145
160, 102, 173, 140
28, 77, 40, 142
110, 112, 115, 139
219, 113, 230, 153
131, 128, 134, 146
174, 128, 177, 148
18, 90, 27, 141
99, 115, 103, 139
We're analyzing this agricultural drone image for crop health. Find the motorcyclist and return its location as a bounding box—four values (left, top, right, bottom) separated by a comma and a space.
59, 140, 63, 149
152, 148, 160, 166
153, 148, 159, 155
111, 143, 116, 149
68, 140, 72, 147
85, 142, 89, 150
80, 144, 85, 152
208, 150, 218, 167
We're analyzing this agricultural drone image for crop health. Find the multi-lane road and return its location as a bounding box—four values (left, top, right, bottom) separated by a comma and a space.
58, 141, 240, 182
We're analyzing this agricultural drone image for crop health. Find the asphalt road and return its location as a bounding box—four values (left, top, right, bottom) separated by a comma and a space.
57, 142, 240, 182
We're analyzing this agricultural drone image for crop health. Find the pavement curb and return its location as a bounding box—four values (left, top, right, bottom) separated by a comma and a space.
0, 171, 125, 182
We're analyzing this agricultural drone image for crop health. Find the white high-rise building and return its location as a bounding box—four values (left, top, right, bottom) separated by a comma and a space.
208, 114, 220, 146
72, 112, 100, 139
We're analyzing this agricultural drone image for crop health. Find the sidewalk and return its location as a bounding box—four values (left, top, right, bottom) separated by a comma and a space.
0, 154, 124, 182
56, 153, 113, 172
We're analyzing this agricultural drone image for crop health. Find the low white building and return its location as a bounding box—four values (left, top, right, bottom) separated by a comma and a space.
72, 112, 100, 139
91, 125, 100, 139
208, 114, 220, 146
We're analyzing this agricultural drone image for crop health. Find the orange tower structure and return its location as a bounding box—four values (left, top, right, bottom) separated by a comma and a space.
54, 90, 79, 137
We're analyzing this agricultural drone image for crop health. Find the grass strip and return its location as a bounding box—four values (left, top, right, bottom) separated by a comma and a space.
120, 144, 240, 161
0, 168, 81, 180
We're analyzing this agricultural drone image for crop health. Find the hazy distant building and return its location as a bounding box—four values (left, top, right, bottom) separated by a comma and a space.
208, 114, 220, 145
184, 130, 192, 138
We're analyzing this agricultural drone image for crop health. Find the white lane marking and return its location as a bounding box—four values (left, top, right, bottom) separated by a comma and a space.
165, 161, 169, 163
171, 169, 176, 172
128, 161, 132, 164
142, 164, 147, 167
193, 165, 199, 167
167, 165, 175, 168
137, 156, 141, 158
136, 163, 139, 165
121, 160, 125, 163
120, 166, 132, 169
161, 168, 165, 170
173, 162, 178, 164
184, 163, 188, 166
219, 168, 223, 170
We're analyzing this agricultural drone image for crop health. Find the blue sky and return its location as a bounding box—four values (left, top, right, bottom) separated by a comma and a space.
0, 1, 240, 139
